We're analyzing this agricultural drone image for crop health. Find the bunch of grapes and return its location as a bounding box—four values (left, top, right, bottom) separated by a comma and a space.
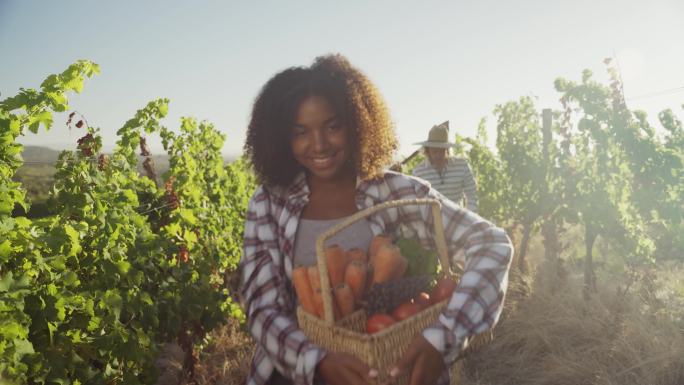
97, 154, 109, 170
77, 133, 94, 157
363, 275, 432, 314
165, 176, 180, 210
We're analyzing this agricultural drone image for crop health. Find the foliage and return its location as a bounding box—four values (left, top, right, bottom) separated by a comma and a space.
460, 119, 507, 225
0, 62, 254, 384
395, 237, 439, 278
492, 96, 548, 267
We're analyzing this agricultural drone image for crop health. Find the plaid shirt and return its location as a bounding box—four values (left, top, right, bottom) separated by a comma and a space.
239, 171, 513, 385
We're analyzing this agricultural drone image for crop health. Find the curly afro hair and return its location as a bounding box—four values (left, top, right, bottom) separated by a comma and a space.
244, 54, 398, 187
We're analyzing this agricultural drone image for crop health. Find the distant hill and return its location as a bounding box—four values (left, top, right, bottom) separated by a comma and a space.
15, 146, 241, 204
20, 145, 239, 165
21, 145, 63, 164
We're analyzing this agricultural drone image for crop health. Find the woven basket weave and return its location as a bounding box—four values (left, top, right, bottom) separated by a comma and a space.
296, 198, 490, 385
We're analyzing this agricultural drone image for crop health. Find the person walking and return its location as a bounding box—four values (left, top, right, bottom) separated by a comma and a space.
412, 121, 478, 213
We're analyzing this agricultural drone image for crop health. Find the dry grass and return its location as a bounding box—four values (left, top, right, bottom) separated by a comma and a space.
462, 260, 684, 385
189, 321, 255, 385
187, 251, 683, 385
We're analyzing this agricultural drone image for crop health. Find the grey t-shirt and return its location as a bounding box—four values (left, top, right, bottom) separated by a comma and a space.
293, 216, 374, 267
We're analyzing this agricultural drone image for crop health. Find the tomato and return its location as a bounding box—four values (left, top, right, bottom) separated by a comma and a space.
431, 277, 458, 303
414, 292, 432, 309
366, 314, 396, 334
392, 302, 422, 321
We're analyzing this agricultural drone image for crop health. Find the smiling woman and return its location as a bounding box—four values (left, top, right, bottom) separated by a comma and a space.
243, 55, 397, 188
239, 54, 513, 385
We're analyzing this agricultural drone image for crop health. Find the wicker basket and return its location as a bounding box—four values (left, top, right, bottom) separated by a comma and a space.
296, 198, 489, 385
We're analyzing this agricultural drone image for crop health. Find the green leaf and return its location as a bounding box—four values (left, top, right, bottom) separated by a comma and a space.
63, 271, 80, 287
28, 110, 53, 132
64, 224, 82, 256
55, 297, 66, 321
0, 271, 14, 292
116, 260, 131, 275
178, 208, 197, 225
183, 229, 197, 245
12, 338, 34, 359
0, 239, 11, 261
102, 290, 123, 319
165, 222, 182, 237
139, 291, 153, 305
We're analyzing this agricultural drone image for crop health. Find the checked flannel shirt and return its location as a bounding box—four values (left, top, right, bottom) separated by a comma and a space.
239, 171, 513, 385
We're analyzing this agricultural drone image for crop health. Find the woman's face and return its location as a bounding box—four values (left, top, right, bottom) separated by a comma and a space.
290, 95, 354, 182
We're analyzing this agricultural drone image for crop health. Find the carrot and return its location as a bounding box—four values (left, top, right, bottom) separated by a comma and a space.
372, 243, 408, 284
292, 265, 317, 315
308, 265, 321, 293
346, 248, 367, 263
325, 244, 349, 287
312, 288, 341, 321
369, 234, 392, 257
312, 288, 324, 319
390, 254, 408, 280
334, 283, 356, 318
333, 296, 342, 321
344, 260, 368, 301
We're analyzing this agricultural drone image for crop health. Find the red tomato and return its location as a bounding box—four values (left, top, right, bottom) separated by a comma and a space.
366, 314, 396, 334
431, 277, 458, 303
414, 292, 432, 309
392, 302, 422, 321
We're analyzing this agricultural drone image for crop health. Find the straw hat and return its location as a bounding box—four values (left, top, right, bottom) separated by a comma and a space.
413, 121, 456, 148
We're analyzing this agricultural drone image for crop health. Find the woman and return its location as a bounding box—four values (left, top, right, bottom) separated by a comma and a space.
240, 54, 513, 385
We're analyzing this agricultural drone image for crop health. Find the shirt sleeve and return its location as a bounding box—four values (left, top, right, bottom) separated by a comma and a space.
462, 161, 478, 213
240, 188, 327, 385
415, 183, 512, 366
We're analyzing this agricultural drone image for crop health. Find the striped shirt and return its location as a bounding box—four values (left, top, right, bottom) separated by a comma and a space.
239, 171, 513, 385
412, 157, 478, 212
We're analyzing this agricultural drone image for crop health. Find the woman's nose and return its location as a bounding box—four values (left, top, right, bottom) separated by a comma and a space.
312, 129, 329, 151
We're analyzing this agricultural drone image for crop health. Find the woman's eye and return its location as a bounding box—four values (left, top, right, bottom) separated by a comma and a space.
328, 122, 341, 131
292, 128, 306, 137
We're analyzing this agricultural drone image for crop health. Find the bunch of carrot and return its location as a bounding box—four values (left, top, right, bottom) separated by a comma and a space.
292, 234, 409, 321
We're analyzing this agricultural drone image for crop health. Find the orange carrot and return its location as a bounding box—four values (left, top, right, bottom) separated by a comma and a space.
372, 243, 407, 284
325, 244, 349, 287
344, 260, 368, 301
312, 288, 324, 319
308, 265, 321, 293
369, 234, 392, 257
334, 283, 356, 318
346, 248, 367, 263
292, 265, 317, 315
333, 296, 342, 321
312, 288, 341, 321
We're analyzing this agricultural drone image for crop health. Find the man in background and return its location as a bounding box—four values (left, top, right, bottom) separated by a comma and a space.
412, 120, 478, 213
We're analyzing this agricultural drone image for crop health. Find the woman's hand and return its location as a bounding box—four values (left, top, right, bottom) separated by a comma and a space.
317, 352, 378, 385
386, 335, 445, 385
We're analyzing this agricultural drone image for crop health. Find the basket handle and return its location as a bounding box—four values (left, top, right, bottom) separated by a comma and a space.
314, 198, 451, 325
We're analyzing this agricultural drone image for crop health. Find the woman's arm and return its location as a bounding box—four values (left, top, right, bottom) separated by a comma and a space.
421, 187, 512, 365
385, 176, 512, 384
240, 187, 326, 385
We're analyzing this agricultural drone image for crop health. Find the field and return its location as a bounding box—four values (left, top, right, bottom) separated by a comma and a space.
1, 60, 682, 385
186, 234, 684, 385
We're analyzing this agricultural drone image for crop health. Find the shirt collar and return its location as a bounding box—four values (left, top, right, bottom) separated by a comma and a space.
286, 172, 309, 203
285, 171, 384, 205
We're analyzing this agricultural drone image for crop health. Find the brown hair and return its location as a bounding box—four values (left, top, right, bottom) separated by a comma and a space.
244, 54, 397, 187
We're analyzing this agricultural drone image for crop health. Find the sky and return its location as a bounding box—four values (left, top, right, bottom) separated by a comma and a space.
2, 0, 683, 159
